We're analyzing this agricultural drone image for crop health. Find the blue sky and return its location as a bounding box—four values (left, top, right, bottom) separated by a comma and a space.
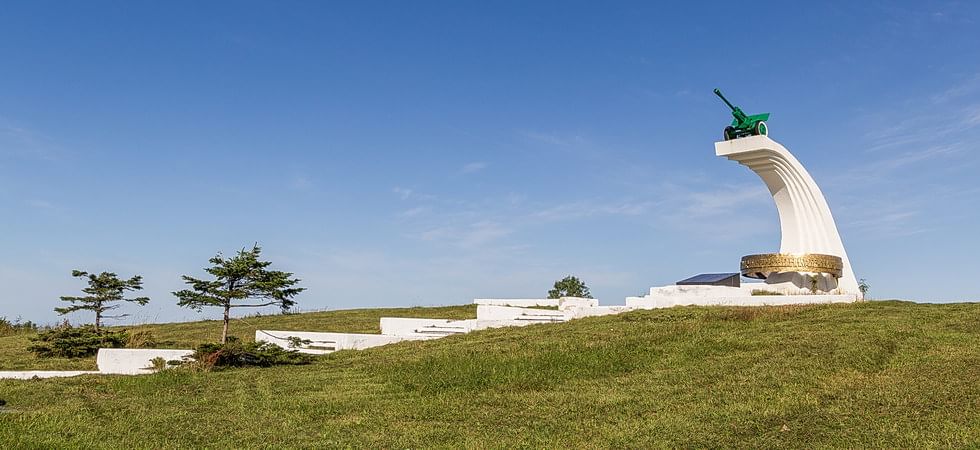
1, 1, 979, 325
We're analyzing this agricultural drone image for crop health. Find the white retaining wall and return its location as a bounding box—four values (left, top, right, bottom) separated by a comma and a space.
0, 371, 99, 380
568, 306, 635, 319
96, 349, 194, 375
476, 305, 571, 322
558, 297, 599, 310
380, 318, 476, 337
626, 293, 858, 309
256, 330, 414, 354
474, 298, 560, 307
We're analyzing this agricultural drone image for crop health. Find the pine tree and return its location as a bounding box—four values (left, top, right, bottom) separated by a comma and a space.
55, 270, 150, 332
173, 245, 304, 343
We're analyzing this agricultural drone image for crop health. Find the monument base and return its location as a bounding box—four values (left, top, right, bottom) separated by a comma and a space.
625, 284, 858, 309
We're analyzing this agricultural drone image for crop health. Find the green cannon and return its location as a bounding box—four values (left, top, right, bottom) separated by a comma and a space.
713, 88, 770, 140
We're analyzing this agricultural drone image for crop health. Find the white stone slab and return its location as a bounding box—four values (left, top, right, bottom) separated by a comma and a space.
626, 293, 857, 309
0, 371, 99, 380
256, 330, 416, 354
471, 319, 545, 330
473, 298, 560, 307
96, 348, 194, 375
476, 305, 571, 322
558, 297, 599, 310
568, 306, 636, 319
379, 318, 476, 337
646, 284, 752, 297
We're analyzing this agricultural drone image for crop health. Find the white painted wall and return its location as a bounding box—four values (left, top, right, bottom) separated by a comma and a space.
626, 293, 857, 309
645, 284, 753, 297
0, 371, 98, 380
379, 318, 475, 337
96, 349, 194, 375
473, 298, 560, 307
476, 305, 570, 322
256, 330, 415, 354
558, 297, 599, 310
568, 306, 635, 319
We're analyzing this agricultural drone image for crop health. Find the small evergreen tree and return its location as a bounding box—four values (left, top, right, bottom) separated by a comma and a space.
548, 275, 592, 299
173, 245, 304, 343
858, 278, 871, 300
55, 270, 150, 332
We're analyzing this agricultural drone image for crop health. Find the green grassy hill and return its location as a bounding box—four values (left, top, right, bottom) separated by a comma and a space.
2, 301, 980, 448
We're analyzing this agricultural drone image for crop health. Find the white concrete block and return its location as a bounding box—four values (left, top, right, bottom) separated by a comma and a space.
626, 293, 857, 309
380, 318, 473, 337
471, 319, 542, 330
255, 330, 416, 354
558, 297, 599, 310
0, 371, 99, 380
646, 284, 751, 297
569, 306, 636, 319
476, 305, 570, 322
473, 298, 560, 308
96, 348, 194, 375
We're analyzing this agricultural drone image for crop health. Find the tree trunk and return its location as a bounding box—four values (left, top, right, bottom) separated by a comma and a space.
221, 303, 231, 344
95, 310, 101, 333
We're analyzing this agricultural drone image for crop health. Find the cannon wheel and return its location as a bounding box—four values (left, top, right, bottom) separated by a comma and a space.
724, 126, 735, 141
755, 121, 768, 136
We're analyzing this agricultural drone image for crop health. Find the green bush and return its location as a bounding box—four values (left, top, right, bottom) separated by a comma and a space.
125, 328, 158, 348
0, 316, 37, 337
27, 325, 128, 358
186, 338, 313, 370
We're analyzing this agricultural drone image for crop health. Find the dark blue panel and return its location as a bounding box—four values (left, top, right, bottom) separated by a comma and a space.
677, 273, 739, 284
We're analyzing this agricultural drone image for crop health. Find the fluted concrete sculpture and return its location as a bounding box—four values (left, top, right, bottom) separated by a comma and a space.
715, 135, 860, 296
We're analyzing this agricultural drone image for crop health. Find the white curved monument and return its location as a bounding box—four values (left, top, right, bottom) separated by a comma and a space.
626, 134, 860, 308
716, 135, 860, 296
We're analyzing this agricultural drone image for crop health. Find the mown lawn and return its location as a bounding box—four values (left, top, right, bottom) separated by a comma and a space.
2, 301, 980, 448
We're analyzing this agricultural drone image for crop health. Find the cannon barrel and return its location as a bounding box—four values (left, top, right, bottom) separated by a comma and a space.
713, 88, 738, 112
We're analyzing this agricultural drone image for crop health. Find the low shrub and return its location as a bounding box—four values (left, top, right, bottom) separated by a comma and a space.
751, 289, 785, 296
0, 316, 38, 337
125, 329, 158, 348
27, 324, 128, 358
285, 336, 312, 349
184, 338, 313, 371
144, 356, 182, 372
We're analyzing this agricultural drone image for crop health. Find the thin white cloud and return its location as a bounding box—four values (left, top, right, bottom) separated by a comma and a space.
531, 199, 656, 222
873, 144, 963, 171
931, 73, 980, 104
417, 221, 514, 250
839, 200, 928, 239
392, 187, 414, 200
392, 186, 437, 202
521, 131, 587, 147
0, 117, 61, 161
677, 185, 770, 218
459, 161, 488, 174
398, 206, 430, 218
608, 182, 776, 242
289, 176, 313, 191
964, 106, 980, 126
26, 199, 55, 210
